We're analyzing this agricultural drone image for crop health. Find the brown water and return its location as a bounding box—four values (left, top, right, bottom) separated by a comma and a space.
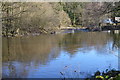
2, 31, 120, 78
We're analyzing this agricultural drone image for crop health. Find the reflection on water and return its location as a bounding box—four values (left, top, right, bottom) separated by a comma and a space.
2, 31, 120, 78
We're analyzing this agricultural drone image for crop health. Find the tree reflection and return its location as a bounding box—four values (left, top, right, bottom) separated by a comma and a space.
2, 31, 120, 78
2, 35, 61, 78
110, 31, 120, 49
61, 32, 112, 55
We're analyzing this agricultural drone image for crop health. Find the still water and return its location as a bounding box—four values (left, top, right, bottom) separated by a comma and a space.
2, 31, 120, 78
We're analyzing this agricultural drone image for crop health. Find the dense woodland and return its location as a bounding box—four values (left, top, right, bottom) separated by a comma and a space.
1, 2, 120, 36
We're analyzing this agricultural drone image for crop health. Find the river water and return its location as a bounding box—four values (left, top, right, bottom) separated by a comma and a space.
2, 31, 120, 78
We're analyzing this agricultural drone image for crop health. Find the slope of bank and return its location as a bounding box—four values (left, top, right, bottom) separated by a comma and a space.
2, 2, 71, 37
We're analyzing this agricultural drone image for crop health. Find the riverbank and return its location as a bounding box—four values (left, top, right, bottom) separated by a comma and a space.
2, 25, 120, 37
86, 69, 120, 80
86, 25, 120, 32
2, 26, 87, 37
2, 28, 65, 37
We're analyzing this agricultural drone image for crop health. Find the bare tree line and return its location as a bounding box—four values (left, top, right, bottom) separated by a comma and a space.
1, 2, 120, 36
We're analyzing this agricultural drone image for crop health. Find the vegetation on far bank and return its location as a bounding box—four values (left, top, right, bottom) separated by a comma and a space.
1, 2, 120, 37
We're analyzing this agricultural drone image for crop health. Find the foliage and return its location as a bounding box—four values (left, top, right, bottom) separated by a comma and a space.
2, 2, 71, 37
86, 69, 120, 80
1, 2, 120, 37
61, 2, 85, 26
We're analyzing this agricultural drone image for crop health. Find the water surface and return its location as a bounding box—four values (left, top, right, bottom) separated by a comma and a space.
2, 31, 120, 78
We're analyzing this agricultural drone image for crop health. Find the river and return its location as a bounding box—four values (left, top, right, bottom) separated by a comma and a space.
2, 31, 120, 78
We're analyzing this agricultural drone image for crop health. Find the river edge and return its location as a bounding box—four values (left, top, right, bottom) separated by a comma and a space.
2, 25, 120, 37
85, 69, 120, 80
2, 29, 120, 38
